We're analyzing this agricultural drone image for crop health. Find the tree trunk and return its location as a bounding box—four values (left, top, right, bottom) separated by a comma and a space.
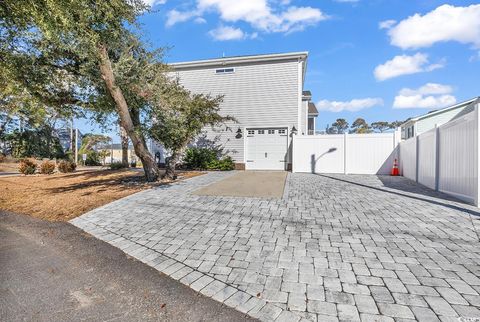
98, 45, 160, 181
119, 121, 129, 167
164, 152, 179, 180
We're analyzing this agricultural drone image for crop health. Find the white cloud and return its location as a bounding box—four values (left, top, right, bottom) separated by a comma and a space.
208, 26, 245, 41
388, 4, 480, 49
166, 10, 198, 27
142, 0, 166, 7
393, 83, 457, 109
317, 98, 384, 113
379, 19, 396, 30
194, 17, 207, 24
374, 53, 445, 81
334, 0, 360, 3
166, 0, 328, 35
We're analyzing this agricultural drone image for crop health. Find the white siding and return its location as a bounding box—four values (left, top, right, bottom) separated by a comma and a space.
173, 59, 300, 163
416, 107, 467, 133
300, 100, 308, 135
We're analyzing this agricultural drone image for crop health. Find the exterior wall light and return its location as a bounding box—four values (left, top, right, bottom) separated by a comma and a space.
236, 128, 242, 139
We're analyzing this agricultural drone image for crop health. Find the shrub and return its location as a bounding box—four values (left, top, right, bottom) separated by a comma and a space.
84, 150, 101, 166
58, 160, 77, 173
110, 162, 125, 170
207, 156, 235, 171
130, 160, 137, 168
18, 158, 37, 175
183, 147, 234, 171
183, 147, 218, 169
39, 160, 55, 174
0, 154, 5, 163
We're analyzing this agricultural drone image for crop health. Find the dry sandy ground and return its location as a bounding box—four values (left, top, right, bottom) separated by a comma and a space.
0, 168, 203, 221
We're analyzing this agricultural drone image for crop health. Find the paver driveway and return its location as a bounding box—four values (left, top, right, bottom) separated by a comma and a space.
71, 172, 480, 322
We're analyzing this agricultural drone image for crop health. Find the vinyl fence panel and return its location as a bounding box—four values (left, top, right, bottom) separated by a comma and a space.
346, 133, 397, 175
437, 110, 478, 204
398, 103, 480, 206
292, 135, 345, 174
293, 132, 398, 174
417, 129, 437, 190
399, 137, 417, 181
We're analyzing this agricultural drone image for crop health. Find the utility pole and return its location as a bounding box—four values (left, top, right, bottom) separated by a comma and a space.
74, 128, 78, 164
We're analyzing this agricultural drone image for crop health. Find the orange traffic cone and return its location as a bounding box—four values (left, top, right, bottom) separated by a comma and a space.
391, 158, 399, 176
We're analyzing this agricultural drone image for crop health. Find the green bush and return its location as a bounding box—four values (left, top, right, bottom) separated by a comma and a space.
183, 147, 234, 171
183, 147, 218, 169
110, 162, 125, 170
39, 160, 55, 174
206, 156, 235, 171
85, 150, 101, 166
18, 158, 37, 175
58, 160, 76, 173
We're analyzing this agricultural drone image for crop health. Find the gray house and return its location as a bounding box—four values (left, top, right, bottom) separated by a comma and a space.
401, 97, 479, 140
165, 52, 318, 170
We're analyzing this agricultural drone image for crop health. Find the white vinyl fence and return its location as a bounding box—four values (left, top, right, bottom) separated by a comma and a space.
399, 103, 480, 205
292, 132, 400, 175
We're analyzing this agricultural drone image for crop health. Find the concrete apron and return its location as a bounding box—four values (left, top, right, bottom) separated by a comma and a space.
192, 171, 287, 198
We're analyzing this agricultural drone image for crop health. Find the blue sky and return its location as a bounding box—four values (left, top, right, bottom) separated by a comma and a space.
78, 0, 480, 139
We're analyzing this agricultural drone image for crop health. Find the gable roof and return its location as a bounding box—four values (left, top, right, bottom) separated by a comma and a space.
170, 52, 309, 81
308, 102, 319, 116
404, 97, 479, 124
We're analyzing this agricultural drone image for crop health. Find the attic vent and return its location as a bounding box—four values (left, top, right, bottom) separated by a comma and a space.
216, 68, 235, 74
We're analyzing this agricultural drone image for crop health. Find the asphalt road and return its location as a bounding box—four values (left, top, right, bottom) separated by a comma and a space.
0, 210, 256, 322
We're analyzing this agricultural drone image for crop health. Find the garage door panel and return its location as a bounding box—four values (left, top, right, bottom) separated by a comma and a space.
246, 128, 288, 170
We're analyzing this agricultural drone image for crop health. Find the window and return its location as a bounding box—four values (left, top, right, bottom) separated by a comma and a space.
247, 130, 255, 135
268, 129, 275, 134
258, 130, 265, 134
215, 68, 235, 74
278, 129, 286, 134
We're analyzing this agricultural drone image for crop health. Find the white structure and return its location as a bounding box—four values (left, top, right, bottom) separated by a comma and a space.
399, 99, 480, 206
401, 97, 479, 139
167, 52, 318, 170
292, 132, 400, 175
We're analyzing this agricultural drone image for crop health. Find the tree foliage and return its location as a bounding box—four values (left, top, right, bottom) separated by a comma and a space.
148, 81, 232, 179
1, 0, 171, 181
331, 118, 349, 134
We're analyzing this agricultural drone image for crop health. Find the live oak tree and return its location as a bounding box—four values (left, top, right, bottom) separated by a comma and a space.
332, 118, 349, 134
351, 118, 372, 134
0, 0, 169, 181
371, 121, 390, 133
148, 81, 230, 180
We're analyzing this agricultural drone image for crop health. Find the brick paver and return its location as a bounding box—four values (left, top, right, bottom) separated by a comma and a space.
71, 172, 480, 321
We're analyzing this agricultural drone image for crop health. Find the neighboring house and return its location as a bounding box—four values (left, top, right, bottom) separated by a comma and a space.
401, 97, 480, 140
168, 52, 318, 170
99, 144, 136, 164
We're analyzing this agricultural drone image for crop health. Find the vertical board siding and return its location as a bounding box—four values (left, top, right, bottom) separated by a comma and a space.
293, 135, 345, 174
346, 134, 396, 174
437, 111, 477, 203
400, 138, 417, 181
417, 129, 436, 189
292, 133, 397, 174
173, 59, 300, 163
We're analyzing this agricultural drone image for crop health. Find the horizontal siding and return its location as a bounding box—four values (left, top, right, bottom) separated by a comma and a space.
172, 59, 300, 162
417, 107, 467, 134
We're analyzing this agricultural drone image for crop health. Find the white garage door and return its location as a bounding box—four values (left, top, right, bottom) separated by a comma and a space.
246, 128, 288, 170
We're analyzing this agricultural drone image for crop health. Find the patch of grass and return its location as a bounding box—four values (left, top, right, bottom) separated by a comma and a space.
0, 169, 203, 221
